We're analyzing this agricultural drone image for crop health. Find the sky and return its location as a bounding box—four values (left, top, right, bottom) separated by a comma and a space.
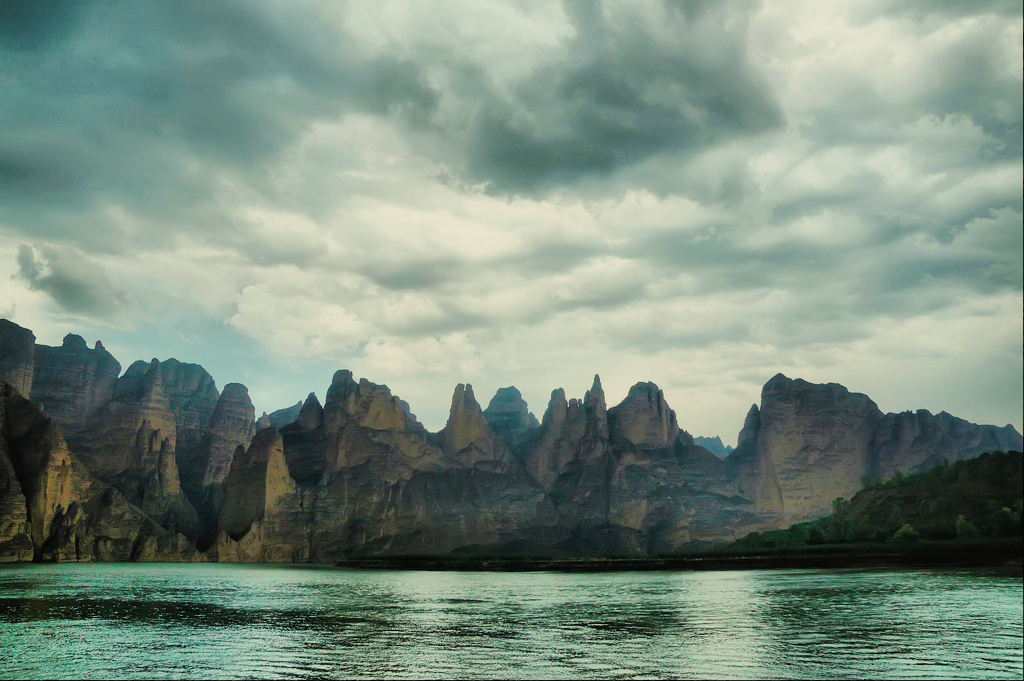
2, 0, 1021, 444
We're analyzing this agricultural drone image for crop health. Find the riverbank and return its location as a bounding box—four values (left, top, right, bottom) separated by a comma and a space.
334, 537, 1023, 572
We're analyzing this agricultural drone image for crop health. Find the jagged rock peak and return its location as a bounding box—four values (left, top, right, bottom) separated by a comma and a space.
442, 383, 507, 469
323, 371, 413, 432
608, 381, 680, 448
541, 388, 569, 429
737, 404, 760, 447
294, 392, 323, 430
585, 374, 605, 405
484, 386, 539, 439
445, 383, 486, 452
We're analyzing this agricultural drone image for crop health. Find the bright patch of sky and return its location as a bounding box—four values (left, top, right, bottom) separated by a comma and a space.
2, 0, 1021, 442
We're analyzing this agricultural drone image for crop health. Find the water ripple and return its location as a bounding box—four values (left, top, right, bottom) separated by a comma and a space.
0, 565, 1020, 680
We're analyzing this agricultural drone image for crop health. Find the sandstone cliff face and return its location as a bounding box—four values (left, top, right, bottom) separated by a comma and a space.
742, 374, 881, 523
321, 370, 445, 479
75, 359, 199, 537
440, 384, 509, 472
29, 335, 121, 450
0, 320, 34, 397
733, 374, 1024, 525
0, 382, 201, 562
608, 382, 686, 450
186, 383, 256, 547
218, 428, 307, 562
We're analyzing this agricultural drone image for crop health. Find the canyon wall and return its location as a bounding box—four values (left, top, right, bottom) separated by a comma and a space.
1, 318, 1020, 562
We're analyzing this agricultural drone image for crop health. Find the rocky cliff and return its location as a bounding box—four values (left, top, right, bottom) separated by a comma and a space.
0, 320, 35, 397
0, 382, 201, 562
731, 374, 1024, 524
29, 335, 121, 450
1, 317, 1021, 563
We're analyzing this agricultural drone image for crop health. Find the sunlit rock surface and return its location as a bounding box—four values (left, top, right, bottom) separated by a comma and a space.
732, 374, 1024, 524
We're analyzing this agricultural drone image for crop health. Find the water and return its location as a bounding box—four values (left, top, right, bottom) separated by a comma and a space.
0, 564, 1020, 679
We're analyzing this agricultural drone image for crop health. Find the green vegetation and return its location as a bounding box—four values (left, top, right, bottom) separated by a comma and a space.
732, 450, 1023, 552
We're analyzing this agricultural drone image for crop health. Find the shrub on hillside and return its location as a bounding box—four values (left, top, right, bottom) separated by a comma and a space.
891, 523, 920, 543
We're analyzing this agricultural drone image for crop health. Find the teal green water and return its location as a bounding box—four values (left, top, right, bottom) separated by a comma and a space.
0, 564, 1020, 679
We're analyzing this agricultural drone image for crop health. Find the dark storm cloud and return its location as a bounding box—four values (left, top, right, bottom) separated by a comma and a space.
16, 244, 133, 319
0, 0, 438, 250
460, 0, 782, 194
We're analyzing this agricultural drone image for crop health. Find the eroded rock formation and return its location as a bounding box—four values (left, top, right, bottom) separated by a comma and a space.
731, 374, 1024, 524
1, 317, 1021, 562
0, 382, 201, 562
0, 320, 35, 397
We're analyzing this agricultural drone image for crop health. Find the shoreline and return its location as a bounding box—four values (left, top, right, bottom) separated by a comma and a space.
333, 538, 1024, 573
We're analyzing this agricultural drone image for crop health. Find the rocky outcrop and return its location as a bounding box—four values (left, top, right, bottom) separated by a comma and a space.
608, 382, 688, 449
0, 320, 34, 397
873, 410, 1023, 478
279, 392, 326, 486
320, 370, 445, 479
483, 387, 539, 445
440, 384, 509, 472
267, 401, 303, 428
218, 428, 307, 562
733, 374, 1024, 524
29, 334, 120, 449
604, 380, 759, 551
3, 318, 1022, 561
184, 383, 256, 547
74, 359, 199, 537
738, 375, 882, 523
155, 359, 219, 495
0, 382, 201, 562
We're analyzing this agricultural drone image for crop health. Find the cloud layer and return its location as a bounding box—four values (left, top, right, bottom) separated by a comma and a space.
2, 0, 1021, 440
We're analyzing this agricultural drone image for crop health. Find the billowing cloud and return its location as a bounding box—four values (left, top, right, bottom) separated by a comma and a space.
16, 245, 135, 321
0, 0, 1020, 441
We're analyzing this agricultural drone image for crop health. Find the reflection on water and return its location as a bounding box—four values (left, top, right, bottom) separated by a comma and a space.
0, 564, 1020, 679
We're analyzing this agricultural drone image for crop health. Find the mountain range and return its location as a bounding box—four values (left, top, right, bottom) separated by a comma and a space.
1, 318, 1020, 562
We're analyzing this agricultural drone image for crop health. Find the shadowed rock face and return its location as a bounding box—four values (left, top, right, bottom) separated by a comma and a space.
29, 334, 121, 449
280, 392, 325, 487
0, 382, 201, 563
483, 387, 539, 445
267, 401, 303, 429
694, 436, 733, 459
218, 428, 307, 562
873, 410, 1023, 478
186, 383, 256, 548
0, 320, 35, 397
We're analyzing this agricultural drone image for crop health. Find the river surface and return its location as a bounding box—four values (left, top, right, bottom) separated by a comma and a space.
0, 564, 1020, 679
